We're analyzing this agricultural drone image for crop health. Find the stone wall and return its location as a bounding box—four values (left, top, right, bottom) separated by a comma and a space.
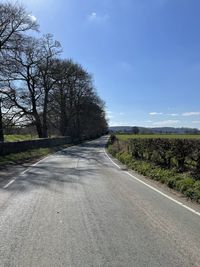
0, 137, 72, 156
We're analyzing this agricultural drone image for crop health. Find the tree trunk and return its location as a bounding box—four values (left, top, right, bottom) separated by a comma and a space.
33, 112, 44, 138
35, 121, 44, 138
42, 92, 49, 138
0, 99, 4, 142
59, 87, 68, 136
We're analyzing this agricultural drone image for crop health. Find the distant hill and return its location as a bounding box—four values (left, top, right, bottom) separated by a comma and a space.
109, 126, 133, 132
109, 126, 200, 134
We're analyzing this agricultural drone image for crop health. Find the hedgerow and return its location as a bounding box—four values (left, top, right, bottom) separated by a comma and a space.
108, 136, 200, 203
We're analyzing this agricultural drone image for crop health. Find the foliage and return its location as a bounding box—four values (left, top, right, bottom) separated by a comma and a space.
5, 135, 37, 142
113, 136, 200, 174
131, 126, 139, 135
108, 135, 200, 203
0, 144, 70, 166
117, 134, 200, 141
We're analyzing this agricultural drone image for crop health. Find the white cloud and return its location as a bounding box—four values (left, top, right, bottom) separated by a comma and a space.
109, 120, 132, 126
106, 110, 124, 116
167, 113, 179, 117
28, 14, 37, 22
152, 120, 180, 127
88, 12, 109, 23
149, 112, 163, 115
182, 112, 200, 116
88, 12, 97, 21
192, 121, 200, 124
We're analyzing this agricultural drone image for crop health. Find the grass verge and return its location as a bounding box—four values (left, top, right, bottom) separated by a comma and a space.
0, 144, 70, 167
108, 146, 200, 203
4, 134, 38, 142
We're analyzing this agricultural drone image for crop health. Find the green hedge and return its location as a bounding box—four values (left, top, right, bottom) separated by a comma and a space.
108, 136, 200, 203
115, 137, 200, 175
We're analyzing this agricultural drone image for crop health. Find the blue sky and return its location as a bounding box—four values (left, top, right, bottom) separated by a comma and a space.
7, 0, 200, 128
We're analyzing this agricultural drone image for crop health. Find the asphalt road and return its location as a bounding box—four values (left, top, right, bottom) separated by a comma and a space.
0, 136, 200, 267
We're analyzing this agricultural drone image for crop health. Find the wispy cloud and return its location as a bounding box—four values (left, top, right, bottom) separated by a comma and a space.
167, 113, 179, 117
192, 121, 200, 124
106, 110, 124, 116
153, 120, 180, 126
109, 120, 132, 126
149, 112, 163, 115
182, 112, 200, 116
106, 110, 125, 124
88, 12, 109, 23
150, 112, 179, 116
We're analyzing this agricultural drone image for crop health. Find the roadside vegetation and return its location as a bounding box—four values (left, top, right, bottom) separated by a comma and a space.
108, 134, 200, 203
4, 135, 37, 142
116, 134, 200, 140
0, 144, 70, 166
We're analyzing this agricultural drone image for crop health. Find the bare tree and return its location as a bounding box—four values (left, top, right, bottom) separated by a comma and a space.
0, 98, 4, 141
0, 2, 108, 140
0, 2, 38, 54
0, 2, 38, 141
37, 34, 62, 137
0, 35, 61, 138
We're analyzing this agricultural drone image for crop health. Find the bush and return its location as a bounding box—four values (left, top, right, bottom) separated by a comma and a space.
108, 137, 200, 203
109, 134, 117, 145
176, 177, 195, 193
113, 137, 200, 174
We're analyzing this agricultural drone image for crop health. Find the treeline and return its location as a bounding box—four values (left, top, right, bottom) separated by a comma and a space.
0, 2, 108, 140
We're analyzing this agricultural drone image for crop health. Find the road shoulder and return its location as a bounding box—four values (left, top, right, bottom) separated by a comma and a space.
105, 148, 200, 215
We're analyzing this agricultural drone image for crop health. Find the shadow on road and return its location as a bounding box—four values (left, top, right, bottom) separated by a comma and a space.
1, 136, 110, 193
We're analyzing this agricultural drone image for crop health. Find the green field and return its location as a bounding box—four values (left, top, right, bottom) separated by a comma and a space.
116, 134, 200, 141
4, 135, 37, 142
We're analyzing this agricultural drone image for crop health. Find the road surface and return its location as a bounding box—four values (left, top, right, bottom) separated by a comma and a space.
0, 136, 200, 267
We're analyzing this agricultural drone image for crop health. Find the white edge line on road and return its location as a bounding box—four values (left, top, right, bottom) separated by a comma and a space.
3, 179, 15, 189
3, 144, 73, 189
21, 155, 50, 175
3, 155, 50, 189
104, 149, 200, 218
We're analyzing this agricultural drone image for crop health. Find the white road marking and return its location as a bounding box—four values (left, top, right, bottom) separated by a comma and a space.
104, 149, 121, 169
3, 155, 50, 189
21, 156, 50, 175
104, 149, 200, 218
3, 144, 73, 189
3, 179, 15, 189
